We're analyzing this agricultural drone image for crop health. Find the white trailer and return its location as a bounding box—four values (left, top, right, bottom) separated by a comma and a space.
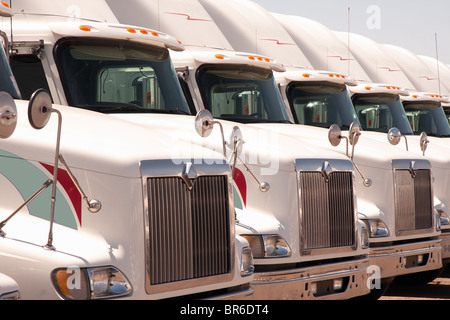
196, 0, 442, 296
0, 0, 254, 300
418, 55, 450, 124
107, 0, 371, 300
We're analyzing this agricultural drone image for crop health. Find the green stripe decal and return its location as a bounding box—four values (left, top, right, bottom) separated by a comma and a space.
0, 150, 78, 229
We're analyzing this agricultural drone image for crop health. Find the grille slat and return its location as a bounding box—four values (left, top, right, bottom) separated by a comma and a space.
299, 171, 355, 252
395, 169, 433, 234
147, 175, 230, 286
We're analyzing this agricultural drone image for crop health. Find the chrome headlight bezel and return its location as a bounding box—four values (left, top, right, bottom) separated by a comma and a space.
363, 219, 389, 238
240, 246, 254, 276
52, 266, 132, 300
438, 210, 450, 227
242, 234, 291, 259
361, 224, 370, 249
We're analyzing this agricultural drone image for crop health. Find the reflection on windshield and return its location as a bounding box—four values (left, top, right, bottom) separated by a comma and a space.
0, 45, 20, 99
403, 101, 450, 137
196, 64, 292, 124
352, 94, 413, 134
287, 82, 359, 130
54, 38, 190, 115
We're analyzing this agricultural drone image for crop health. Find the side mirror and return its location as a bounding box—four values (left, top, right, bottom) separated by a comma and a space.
328, 122, 371, 187
194, 110, 269, 192
194, 109, 215, 138
0, 92, 17, 139
387, 127, 401, 146
387, 127, 409, 151
419, 132, 429, 156
28, 89, 53, 129
328, 124, 341, 147
348, 122, 360, 146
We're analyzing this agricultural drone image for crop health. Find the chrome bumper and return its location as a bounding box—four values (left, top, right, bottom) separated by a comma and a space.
213, 286, 255, 300
440, 232, 450, 262
250, 257, 370, 300
369, 238, 442, 279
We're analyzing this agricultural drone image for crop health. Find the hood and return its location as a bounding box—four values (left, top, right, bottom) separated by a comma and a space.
250, 123, 428, 171
2, 100, 222, 178
111, 113, 354, 176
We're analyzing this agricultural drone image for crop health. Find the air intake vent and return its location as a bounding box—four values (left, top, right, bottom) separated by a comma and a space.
146, 175, 231, 286
299, 171, 355, 254
394, 169, 433, 235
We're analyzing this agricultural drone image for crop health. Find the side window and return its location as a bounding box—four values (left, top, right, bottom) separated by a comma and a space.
10, 55, 51, 100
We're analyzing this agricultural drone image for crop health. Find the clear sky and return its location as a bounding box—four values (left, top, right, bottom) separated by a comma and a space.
251, 0, 450, 64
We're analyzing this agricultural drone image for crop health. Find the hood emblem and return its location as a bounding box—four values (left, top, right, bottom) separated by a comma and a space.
181, 162, 198, 191
321, 161, 333, 182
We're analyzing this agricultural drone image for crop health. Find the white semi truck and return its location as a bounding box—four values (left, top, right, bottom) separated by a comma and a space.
197, 0, 443, 296
326, 30, 450, 273
107, 0, 372, 300
0, 1, 255, 300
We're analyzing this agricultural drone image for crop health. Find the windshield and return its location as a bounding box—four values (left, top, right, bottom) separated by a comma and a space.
402, 101, 450, 137
352, 94, 413, 134
444, 107, 450, 126
287, 82, 359, 130
0, 43, 20, 99
54, 38, 190, 115
196, 64, 292, 124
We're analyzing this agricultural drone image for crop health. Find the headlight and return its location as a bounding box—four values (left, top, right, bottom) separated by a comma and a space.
52, 266, 132, 300
242, 234, 291, 258
439, 210, 450, 226
364, 219, 389, 238
240, 246, 254, 276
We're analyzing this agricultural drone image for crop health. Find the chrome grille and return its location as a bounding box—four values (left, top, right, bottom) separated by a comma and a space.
146, 175, 231, 286
299, 171, 355, 253
394, 169, 433, 235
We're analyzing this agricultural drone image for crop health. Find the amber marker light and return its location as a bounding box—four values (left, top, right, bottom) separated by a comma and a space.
79, 25, 91, 32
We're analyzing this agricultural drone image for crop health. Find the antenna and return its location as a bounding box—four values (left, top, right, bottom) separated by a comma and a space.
435, 33, 441, 95
347, 7, 351, 76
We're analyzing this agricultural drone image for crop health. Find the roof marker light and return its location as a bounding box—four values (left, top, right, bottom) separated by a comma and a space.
248, 55, 255, 60
256, 56, 263, 61
264, 57, 270, 62
1, 1, 9, 8
139, 29, 148, 35
150, 31, 159, 37
127, 27, 136, 33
